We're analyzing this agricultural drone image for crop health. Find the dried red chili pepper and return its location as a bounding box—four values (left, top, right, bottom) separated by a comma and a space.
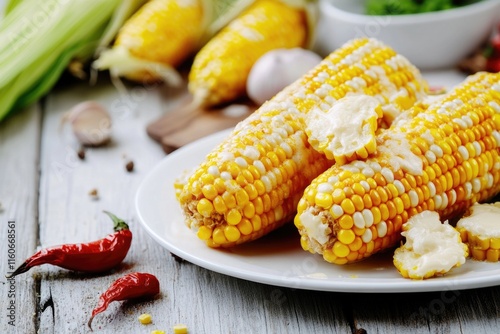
87, 272, 160, 330
5, 211, 132, 278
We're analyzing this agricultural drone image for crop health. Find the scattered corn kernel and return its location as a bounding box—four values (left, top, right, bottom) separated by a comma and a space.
151, 330, 165, 334
173, 323, 188, 334
138, 313, 152, 325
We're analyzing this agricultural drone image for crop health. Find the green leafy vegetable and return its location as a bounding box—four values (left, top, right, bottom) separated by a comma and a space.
366, 0, 482, 15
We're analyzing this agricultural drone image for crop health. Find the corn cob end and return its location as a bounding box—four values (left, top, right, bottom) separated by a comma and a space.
393, 211, 468, 280
456, 202, 500, 262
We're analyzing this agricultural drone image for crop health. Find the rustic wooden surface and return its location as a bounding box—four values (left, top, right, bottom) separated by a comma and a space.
2, 67, 500, 334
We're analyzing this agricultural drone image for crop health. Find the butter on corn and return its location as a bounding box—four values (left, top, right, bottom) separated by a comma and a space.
177, 38, 427, 248
456, 202, 500, 262
93, 0, 206, 84
295, 72, 500, 265
393, 211, 468, 280
305, 95, 383, 164
188, 0, 310, 107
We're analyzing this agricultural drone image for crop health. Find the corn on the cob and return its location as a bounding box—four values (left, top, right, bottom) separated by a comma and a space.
393, 211, 468, 279
456, 202, 500, 262
177, 38, 427, 248
295, 72, 500, 265
188, 0, 308, 107
93, 0, 205, 84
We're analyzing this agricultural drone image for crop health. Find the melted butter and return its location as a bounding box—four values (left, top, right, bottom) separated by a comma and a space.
457, 203, 500, 238
305, 95, 380, 158
396, 211, 467, 278
299, 211, 330, 245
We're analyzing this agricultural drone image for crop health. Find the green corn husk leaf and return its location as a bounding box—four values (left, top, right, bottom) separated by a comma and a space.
0, 0, 145, 122
13, 24, 106, 110
3, 0, 24, 16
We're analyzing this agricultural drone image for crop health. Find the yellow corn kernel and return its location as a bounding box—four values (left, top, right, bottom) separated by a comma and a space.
151, 330, 166, 334
295, 72, 500, 265
227, 208, 242, 225
237, 219, 254, 235
94, 0, 204, 83
224, 225, 241, 242
138, 313, 152, 325
178, 38, 427, 247
173, 324, 188, 334
196, 198, 214, 217
188, 0, 308, 107
197, 226, 212, 240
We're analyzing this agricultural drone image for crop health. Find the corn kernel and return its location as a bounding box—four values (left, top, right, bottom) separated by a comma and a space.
338, 229, 356, 244
236, 189, 250, 206
237, 219, 253, 235
173, 324, 188, 334
333, 241, 350, 258
251, 215, 262, 231
213, 196, 227, 214
197, 226, 212, 240
138, 313, 152, 325
227, 208, 242, 225
212, 227, 227, 245
340, 198, 356, 215
315, 192, 333, 209
196, 199, 213, 217
222, 192, 237, 209
224, 225, 241, 242
351, 194, 364, 211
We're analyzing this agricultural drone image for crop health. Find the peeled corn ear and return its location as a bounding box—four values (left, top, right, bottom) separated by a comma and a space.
93, 0, 206, 84
177, 38, 427, 248
295, 72, 500, 265
188, 0, 311, 108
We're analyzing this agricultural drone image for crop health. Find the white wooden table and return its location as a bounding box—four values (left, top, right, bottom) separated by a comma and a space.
1, 67, 500, 334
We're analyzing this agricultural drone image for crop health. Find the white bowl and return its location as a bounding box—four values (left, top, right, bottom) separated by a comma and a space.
313, 0, 500, 70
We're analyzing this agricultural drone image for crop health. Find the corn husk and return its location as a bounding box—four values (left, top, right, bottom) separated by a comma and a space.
0, 0, 145, 122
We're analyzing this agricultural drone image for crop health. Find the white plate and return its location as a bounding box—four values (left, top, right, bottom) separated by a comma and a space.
135, 127, 500, 293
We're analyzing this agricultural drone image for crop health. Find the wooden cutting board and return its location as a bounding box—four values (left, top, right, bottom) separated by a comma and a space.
147, 95, 257, 153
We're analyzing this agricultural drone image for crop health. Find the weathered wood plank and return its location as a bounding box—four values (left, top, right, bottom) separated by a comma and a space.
351, 286, 500, 334
0, 105, 41, 334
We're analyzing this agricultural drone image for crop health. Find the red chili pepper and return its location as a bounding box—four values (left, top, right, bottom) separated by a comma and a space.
487, 58, 500, 73
87, 272, 160, 330
5, 211, 132, 278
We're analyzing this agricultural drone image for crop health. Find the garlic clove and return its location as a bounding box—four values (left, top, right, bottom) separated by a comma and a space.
246, 48, 322, 105
68, 101, 112, 146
